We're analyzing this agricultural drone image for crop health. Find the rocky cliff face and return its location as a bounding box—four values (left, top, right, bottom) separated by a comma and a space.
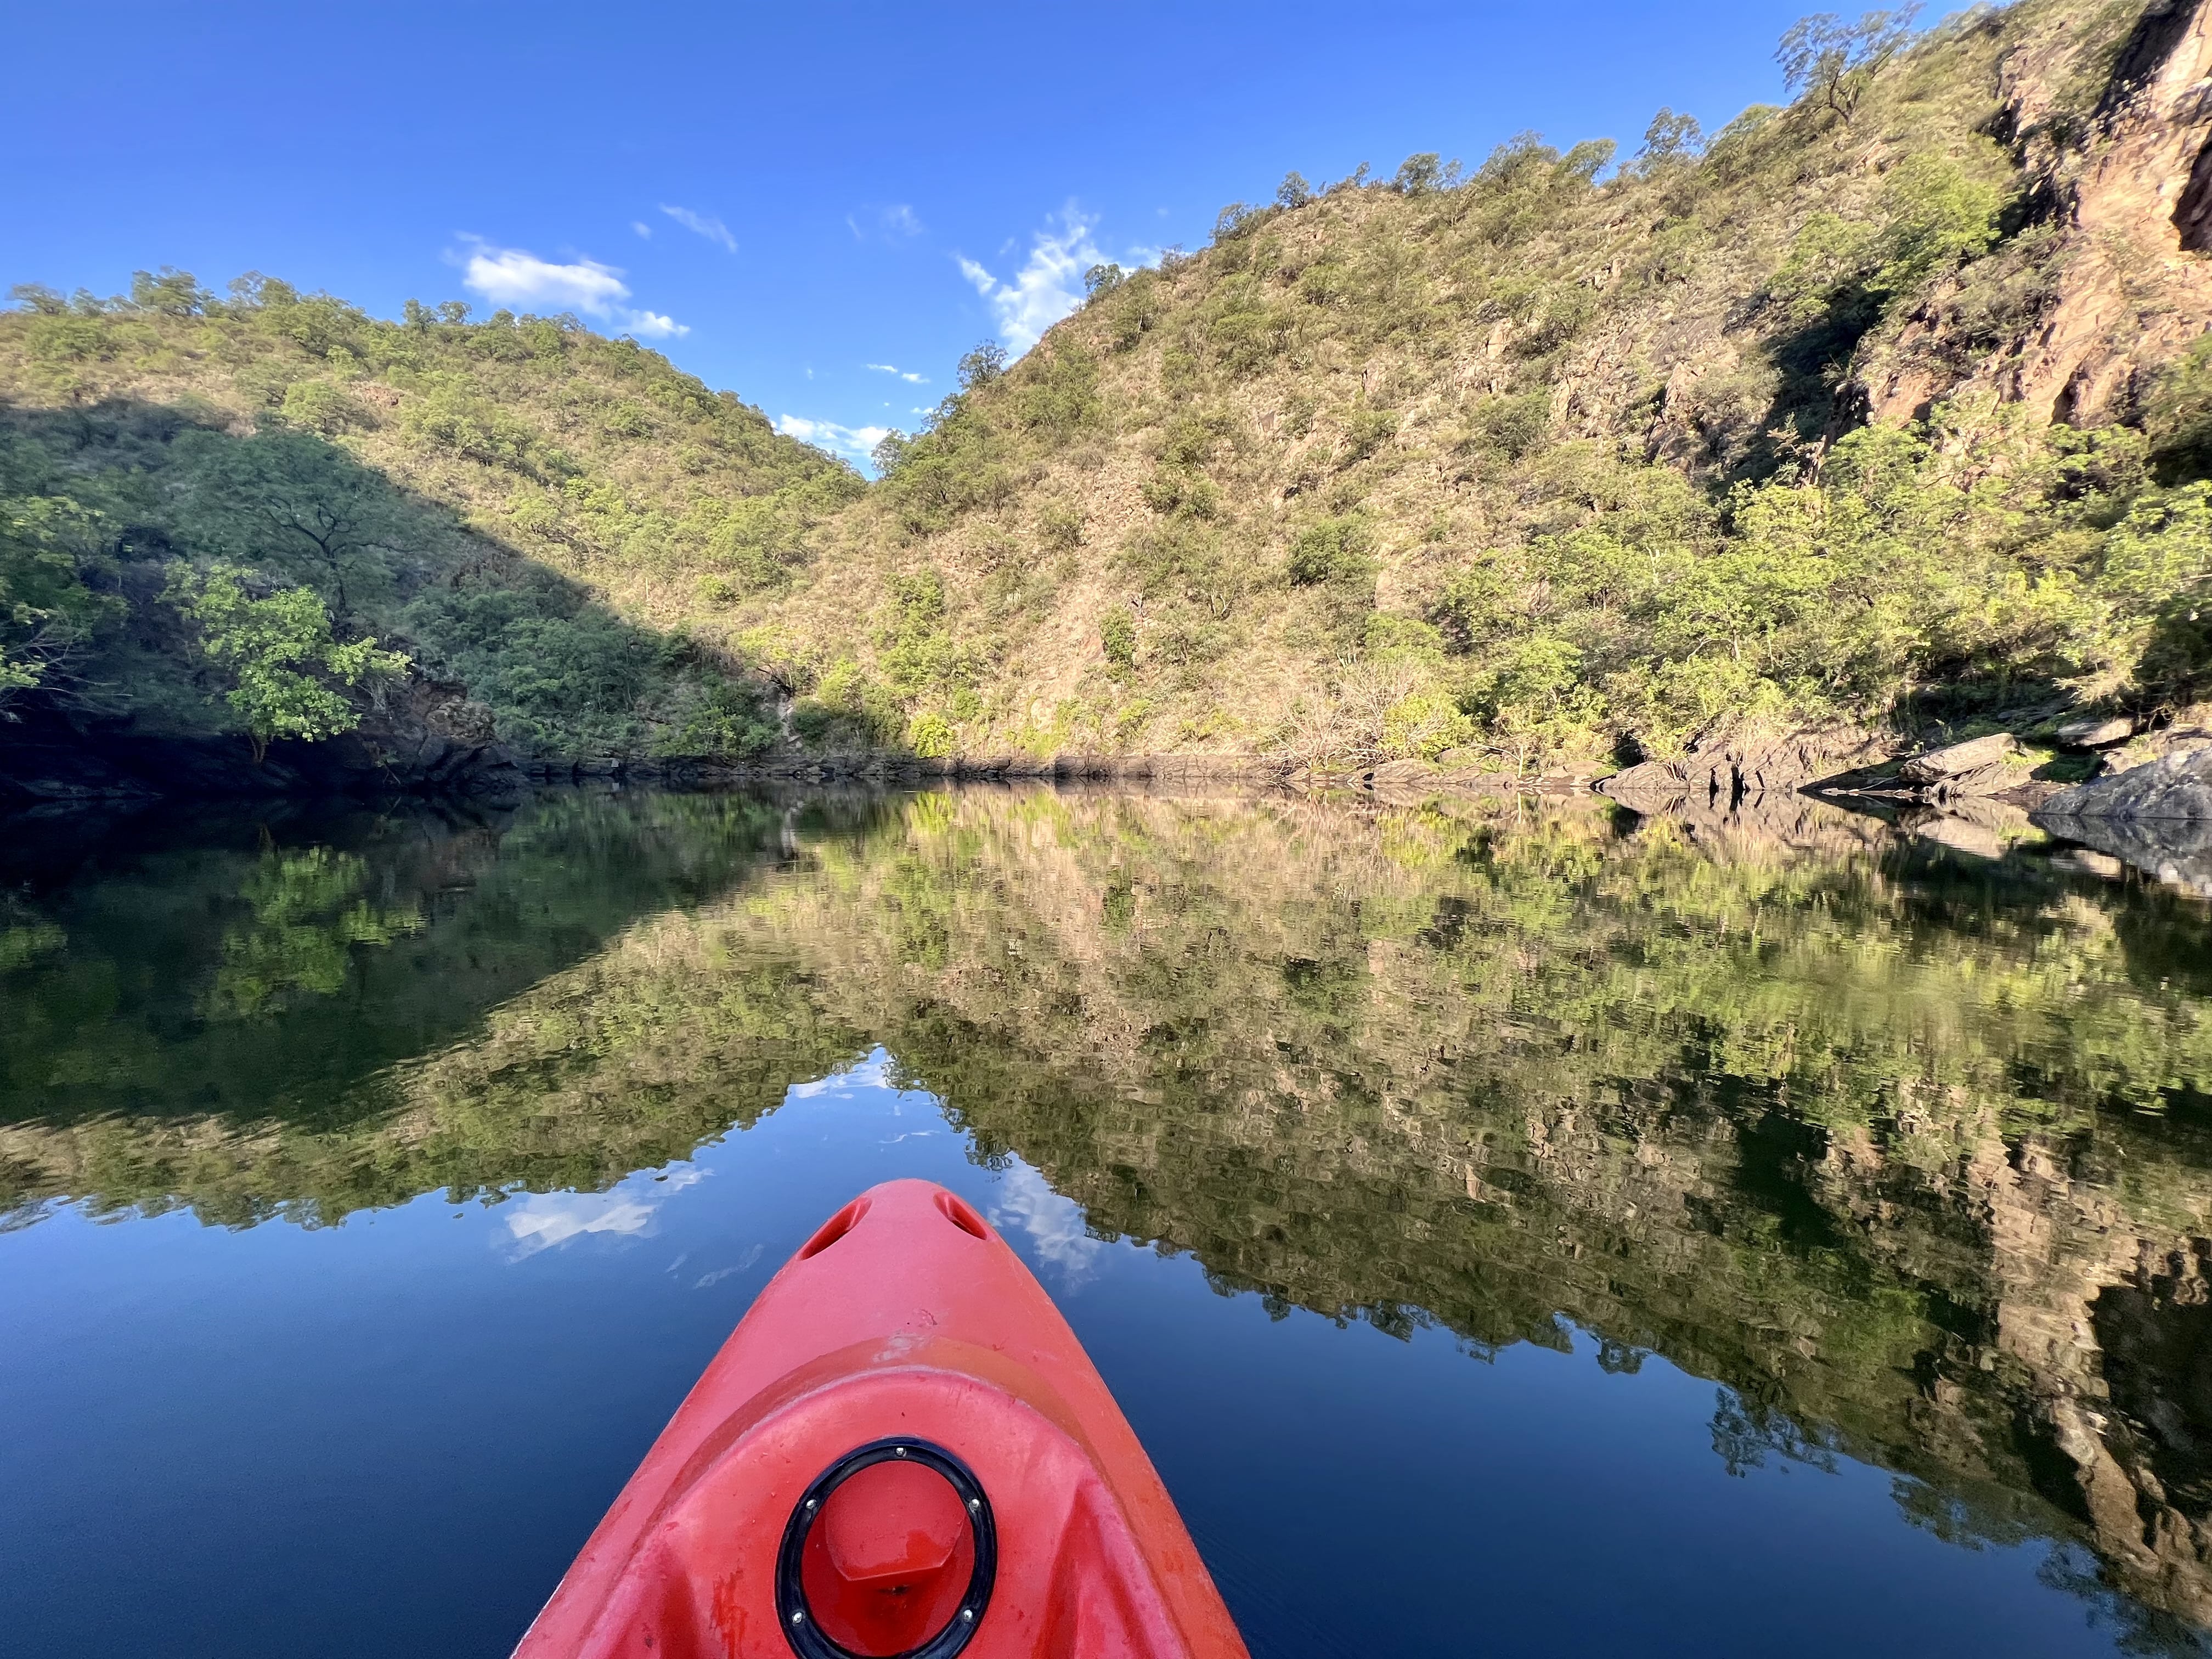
1869, 0, 2212, 425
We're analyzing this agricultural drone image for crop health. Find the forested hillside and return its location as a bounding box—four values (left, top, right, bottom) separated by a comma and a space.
0, 275, 856, 785
760, 0, 2212, 771
8, 0, 2212, 791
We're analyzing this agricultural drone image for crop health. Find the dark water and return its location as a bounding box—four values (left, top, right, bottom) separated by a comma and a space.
6, 787, 2212, 1657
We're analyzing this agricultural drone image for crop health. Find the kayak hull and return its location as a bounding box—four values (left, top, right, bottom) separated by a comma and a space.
514, 1179, 1249, 1659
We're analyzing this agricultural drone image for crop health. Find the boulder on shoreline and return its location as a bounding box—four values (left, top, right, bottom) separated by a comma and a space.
2039, 743, 2212, 822
2032, 744, 2212, 895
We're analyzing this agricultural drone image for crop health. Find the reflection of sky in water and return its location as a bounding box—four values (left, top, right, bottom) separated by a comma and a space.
0, 1046, 2166, 1659
501, 1167, 703, 1260
989, 1162, 1104, 1284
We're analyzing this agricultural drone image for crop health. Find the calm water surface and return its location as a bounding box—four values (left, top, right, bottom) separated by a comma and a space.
5, 786, 2212, 1657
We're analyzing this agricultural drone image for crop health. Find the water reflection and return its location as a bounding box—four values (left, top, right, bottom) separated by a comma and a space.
5, 785, 2212, 1644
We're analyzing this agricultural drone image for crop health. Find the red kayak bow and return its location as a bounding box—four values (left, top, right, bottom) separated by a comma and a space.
514, 1178, 1250, 1659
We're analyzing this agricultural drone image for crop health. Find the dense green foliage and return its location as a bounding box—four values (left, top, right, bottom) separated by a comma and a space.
170, 563, 408, 757
0, 275, 854, 759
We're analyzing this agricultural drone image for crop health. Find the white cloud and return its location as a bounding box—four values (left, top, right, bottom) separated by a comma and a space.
661, 204, 737, 253
461, 242, 631, 315
865, 363, 928, 383
989, 1163, 1105, 1283
778, 414, 891, 462
956, 206, 1114, 354
631, 221, 652, 239
454, 238, 687, 341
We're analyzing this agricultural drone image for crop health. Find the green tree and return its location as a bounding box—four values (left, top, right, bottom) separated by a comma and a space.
170, 562, 408, 760
1637, 109, 1706, 167
0, 493, 122, 711
957, 342, 1008, 390
128, 267, 213, 317
1776, 8, 1921, 126
176, 428, 414, 614
1393, 153, 1458, 195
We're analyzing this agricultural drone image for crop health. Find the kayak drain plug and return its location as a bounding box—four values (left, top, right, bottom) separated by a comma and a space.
776, 1438, 996, 1659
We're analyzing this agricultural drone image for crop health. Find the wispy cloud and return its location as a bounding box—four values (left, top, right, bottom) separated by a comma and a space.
631, 221, 652, 239
849, 203, 926, 241
864, 363, 928, 383
455, 238, 688, 338
777, 414, 890, 463
661, 204, 737, 252
957, 205, 1118, 354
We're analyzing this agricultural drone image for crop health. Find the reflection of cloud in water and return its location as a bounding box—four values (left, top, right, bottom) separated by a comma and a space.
693, 1242, 765, 1289
504, 1167, 701, 1260
990, 1163, 1104, 1283
786, 1049, 893, 1100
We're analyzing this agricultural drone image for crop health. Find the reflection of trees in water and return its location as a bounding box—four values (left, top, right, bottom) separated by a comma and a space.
7, 787, 2212, 1638
204, 847, 422, 1020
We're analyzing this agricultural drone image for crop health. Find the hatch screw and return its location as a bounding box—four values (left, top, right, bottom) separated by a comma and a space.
967, 1498, 980, 1511
805, 1498, 816, 1510
893, 1446, 907, 1457
791, 1611, 805, 1626
961, 1609, 975, 1622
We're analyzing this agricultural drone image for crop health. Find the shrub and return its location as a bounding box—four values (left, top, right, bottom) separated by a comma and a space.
1037, 502, 1086, 552
1465, 393, 1550, 460
1139, 468, 1220, 520
402, 375, 557, 475
280, 379, 369, 435
1287, 517, 1374, 586
1102, 608, 1138, 669
1383, 686, 1476, 759
1298, 258, 1351, 308
26, 315, 108, 362
907, 711, 957, 758
657, 680, 776, 758
1121, 524, 1242, 618
2098, 483, 2212, 699
1342, 409, 1398, 465
1213, 202, 1261, 241
1014, 347, 1102, 435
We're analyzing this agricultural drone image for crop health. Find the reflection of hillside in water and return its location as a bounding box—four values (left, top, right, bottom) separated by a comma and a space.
7, 787, 2212, 1636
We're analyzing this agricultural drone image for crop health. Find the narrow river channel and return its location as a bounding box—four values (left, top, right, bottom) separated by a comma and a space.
5, 786, 2210, 1656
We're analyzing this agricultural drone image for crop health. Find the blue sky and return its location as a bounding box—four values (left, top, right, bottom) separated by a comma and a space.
10, 1, 1825, 466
